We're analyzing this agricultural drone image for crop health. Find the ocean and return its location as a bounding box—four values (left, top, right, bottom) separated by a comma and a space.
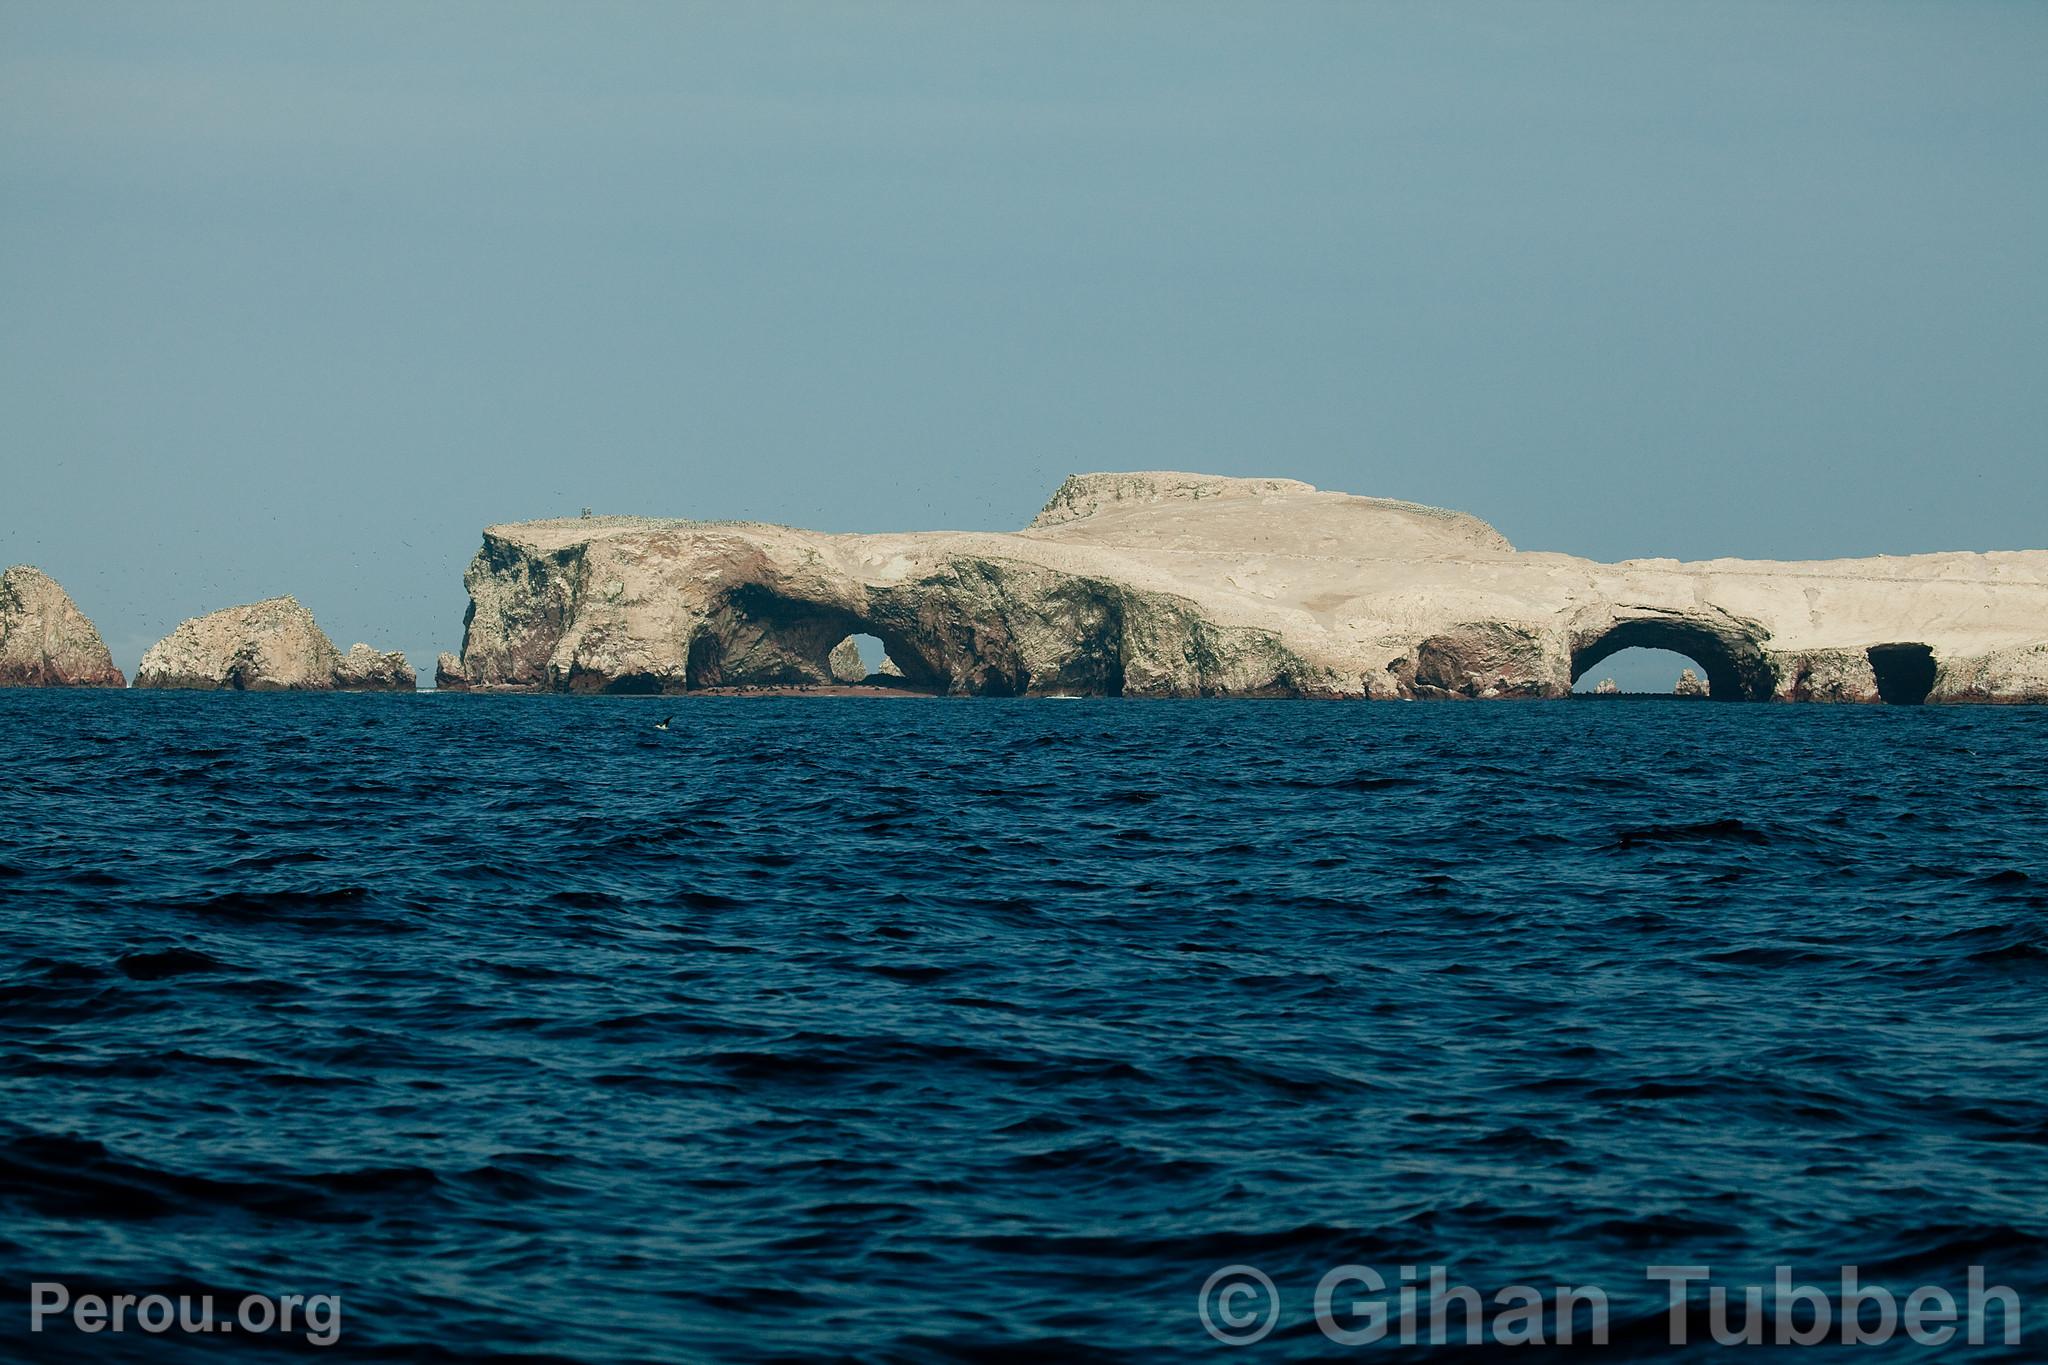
2, 692, 2044, 1360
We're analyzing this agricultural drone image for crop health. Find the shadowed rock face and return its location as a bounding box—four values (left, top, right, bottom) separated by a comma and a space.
437, 472, 2048, 703
0, 566, 125, 687
137, 597, 414, 691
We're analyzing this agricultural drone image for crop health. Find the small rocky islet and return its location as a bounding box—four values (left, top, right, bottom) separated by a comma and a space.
0, 565, 126, 688
0, 580, 411, 693
132, 596, 413, 692
7, 472, 2048, 699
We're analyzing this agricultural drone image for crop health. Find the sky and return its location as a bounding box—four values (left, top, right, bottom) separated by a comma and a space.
4, 2, 2045, 687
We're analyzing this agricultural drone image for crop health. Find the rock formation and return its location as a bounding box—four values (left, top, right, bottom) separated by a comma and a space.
1674, 668, 1709, 698
827, 636, 867, 684
336, 642, 416, 691
136, 596, 414, 691
0, 565, 125, 687
1594, 678, 1619, 696
435, 472, 2048, 703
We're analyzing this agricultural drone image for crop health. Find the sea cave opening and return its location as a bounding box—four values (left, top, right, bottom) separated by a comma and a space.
1867, 643, 1937, 705
827, 633, 897, 685
1570, 618, 1774, 701
1569, 647, 1708, 697
685, 586, 942, 691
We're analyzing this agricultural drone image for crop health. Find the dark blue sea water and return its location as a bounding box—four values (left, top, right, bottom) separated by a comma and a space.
3, 693, 2045, 1361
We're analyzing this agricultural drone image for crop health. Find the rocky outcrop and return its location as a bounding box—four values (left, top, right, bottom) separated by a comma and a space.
1595, 678, 1619, 696
1397, 623, 1552, 700
827, 637, 867, 684
1774, 649, 1881, 703
336, 642, 415, 690
1674, 668, 1709, 698
436, 472, 2048, 703
0, 566, 125, 687
1929, 644, 2048, 704
136, 597, 414, 691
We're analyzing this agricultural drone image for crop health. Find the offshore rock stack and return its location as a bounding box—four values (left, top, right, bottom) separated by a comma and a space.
0, 566, 125, 687
827, 636, 868, 684
135, 596, 413, 691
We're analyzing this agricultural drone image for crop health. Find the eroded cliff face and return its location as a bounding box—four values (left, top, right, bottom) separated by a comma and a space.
437, 515, 1310, 698
438, 473, 2048, 702
0, 566, 125, 688
136, 596, 414, 691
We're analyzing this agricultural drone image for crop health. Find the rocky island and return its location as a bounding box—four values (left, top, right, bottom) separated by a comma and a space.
0, 565, 126, 687
136, 596, 414, 691
433, 473, 2048, 703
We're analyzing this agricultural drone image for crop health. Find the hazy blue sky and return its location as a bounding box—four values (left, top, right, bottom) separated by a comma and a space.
5, 2, 2044, 684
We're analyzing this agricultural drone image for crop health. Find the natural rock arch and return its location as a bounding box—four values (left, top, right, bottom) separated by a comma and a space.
436, 476, 2048, 702
1570, 615, 1776, 701
683, 585, 947, 691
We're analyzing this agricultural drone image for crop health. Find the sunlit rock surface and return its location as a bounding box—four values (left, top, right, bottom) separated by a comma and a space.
0, 566, 125, 688
137, 596, 414, 691
437, 473, 2048, 702
335, 642, 417, 691
827, 637, 867, 684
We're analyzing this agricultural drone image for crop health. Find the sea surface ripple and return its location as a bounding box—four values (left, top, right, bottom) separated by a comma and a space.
2, 693, 2045, 1360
